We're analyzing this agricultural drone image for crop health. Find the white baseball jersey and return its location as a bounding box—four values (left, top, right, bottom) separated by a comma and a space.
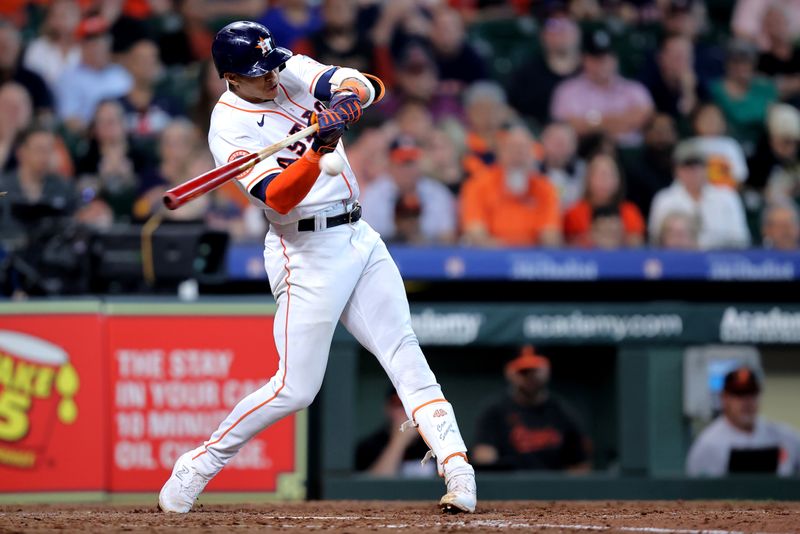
208, 54, 359, 224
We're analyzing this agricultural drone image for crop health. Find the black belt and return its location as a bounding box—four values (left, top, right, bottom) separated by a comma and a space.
297, 204, 362, 232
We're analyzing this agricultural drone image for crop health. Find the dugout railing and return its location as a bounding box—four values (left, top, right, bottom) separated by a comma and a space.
316, 302, 800, 501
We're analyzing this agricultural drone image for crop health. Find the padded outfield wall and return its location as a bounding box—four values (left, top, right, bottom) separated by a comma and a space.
0, 299, 798, 501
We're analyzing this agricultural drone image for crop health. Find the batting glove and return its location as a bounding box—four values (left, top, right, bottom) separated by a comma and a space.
310, 109, 345, 154
330, 90, 363, 124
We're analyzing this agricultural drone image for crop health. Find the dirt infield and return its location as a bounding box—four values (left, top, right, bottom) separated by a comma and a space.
1, 501, 799, 533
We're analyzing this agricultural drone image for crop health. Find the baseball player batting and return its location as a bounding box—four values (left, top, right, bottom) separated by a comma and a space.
158, 21, 477, 514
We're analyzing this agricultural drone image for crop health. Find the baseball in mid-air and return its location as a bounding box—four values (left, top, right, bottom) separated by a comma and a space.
319, 153, 344, 175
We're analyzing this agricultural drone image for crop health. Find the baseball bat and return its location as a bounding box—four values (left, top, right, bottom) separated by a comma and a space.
163, 123, 318, 210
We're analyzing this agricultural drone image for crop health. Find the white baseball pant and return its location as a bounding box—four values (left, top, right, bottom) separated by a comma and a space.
189, 215, 466, 476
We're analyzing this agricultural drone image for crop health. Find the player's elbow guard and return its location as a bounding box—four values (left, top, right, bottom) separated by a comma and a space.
329, 68, 385, 108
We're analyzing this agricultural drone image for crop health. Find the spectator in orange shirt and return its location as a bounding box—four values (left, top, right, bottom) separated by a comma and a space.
563, 153, 645, 247
460, 126, 562, 247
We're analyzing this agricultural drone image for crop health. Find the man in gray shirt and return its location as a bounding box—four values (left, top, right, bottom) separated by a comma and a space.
360, 135, 456, 245
686, 366, 800, 477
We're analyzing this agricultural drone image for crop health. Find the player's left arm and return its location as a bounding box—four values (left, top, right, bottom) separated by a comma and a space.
323, 68, 386, 126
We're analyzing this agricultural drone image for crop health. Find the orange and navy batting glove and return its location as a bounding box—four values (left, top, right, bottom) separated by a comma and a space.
310, 109, 345, 154
330, 90, 362, 124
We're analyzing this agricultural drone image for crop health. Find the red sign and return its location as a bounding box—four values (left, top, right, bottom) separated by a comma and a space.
106, 315, 299, 492
0, 315, 106, 491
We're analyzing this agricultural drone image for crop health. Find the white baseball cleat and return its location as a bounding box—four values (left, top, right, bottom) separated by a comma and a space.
439, 459, 477, 513
158, 451, 211, 513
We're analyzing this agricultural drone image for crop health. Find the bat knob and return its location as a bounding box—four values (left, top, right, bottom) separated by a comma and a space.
163, 192, 180, 210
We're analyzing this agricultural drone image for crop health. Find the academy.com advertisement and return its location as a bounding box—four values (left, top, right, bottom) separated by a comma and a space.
0, 305, 305, 497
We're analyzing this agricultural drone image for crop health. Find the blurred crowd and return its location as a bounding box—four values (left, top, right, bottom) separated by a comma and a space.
1, 0, 800, 258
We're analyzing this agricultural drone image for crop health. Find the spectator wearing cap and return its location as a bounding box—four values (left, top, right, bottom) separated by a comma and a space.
649, 140, 751, 250
639, 34, 704, 121
391, 192, 424, 245
460, 125, 562, 247
509, 15, 582, 127
687, 366, 800, 477
472, 346, 590, 472
756, 2, 800, 104
355, 387, 435, 477
377, 43, 461, 123
761, 200, 800, 250
709, 39, 778, 156
563, 153, 644, 248
688, 103, 749, 189
550, 27, 654, 147
757, 104, 800, 203
22, 0, 82, 92
0, 20, 54, 115
360, 135, 457, 245
56, 16, 133, 132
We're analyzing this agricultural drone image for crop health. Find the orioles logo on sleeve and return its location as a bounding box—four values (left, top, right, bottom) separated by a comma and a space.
228, 150, 254, 180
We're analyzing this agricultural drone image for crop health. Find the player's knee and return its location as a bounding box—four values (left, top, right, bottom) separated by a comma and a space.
287, 390, 317, 411
282, 381, 321, 411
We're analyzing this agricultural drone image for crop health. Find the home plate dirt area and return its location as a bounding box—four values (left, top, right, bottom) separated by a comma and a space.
1, 501, 799, 533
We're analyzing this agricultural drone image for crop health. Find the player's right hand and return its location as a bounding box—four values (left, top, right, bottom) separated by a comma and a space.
310, 109, 345, 154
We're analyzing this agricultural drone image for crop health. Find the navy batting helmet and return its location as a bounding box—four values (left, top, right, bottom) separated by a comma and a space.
211, 21, 292, 78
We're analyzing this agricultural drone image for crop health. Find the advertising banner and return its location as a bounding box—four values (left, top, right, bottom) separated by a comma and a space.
106, 310, 304, 496
0, 310, 106, 491
228, 244, 800, 281
404, 304, 800, 346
